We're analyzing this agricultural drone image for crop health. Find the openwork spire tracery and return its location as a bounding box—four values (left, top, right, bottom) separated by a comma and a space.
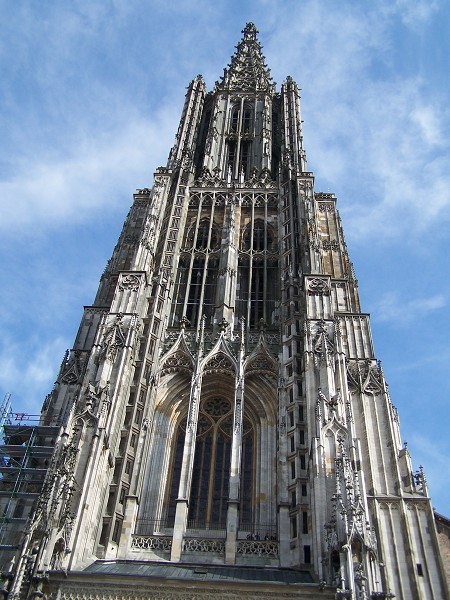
217, 22, 274, 93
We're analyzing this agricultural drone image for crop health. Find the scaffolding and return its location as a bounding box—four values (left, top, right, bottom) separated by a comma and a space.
0, 393, 60, 566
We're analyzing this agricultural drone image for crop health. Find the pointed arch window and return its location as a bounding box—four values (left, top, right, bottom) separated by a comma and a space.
231, 107, 240, 133
242, 219, 274, 252
238, 219, 278, 327
166, 397, 254, 529
195, 222, 210, 249
186, 258, 204, 325
243, 106, 252, 134
186, 219, 219, 251
240, 141, 251, 179
227, 103, 253, 179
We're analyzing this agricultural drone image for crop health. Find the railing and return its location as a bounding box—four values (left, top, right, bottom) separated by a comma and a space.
236, 539, 278, 557
183, 538, 225, 553
134, 518, 278, 544
131, 535, 172, 552
237, 522, 277, 541
135, 518, 174, 536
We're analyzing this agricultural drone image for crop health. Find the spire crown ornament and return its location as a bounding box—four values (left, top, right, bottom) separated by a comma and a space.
217, 22, 274, 93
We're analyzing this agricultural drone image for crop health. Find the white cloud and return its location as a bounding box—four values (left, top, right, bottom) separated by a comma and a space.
394, 0, 440, 29
0, 107, 178, 234
0, 335, 68, 415
410, 105, 444, 146
374, 291, 446, 323
262, 4, 450, 243
408, 433, 450, 513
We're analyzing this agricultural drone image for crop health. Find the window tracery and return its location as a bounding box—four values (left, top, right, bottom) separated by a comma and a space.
166, 397, 254, 529
227, 103, 254, 179
237, 219, 278, 327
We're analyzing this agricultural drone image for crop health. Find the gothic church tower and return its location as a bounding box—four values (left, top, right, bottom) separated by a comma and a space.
0, 23, 447, 600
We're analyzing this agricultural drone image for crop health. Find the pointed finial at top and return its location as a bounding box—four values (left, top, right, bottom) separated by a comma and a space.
242, 22, 258, 40
217, 23, 274, 93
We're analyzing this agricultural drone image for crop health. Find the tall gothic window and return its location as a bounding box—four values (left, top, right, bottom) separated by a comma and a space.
230, 107, 239, 133
242, 107, 252, 134
166, 397, 254, 529
227, 141, 237, 176
170, 219, 220, 327
186, 258, 204, 325
187, 219, 219, 251
227, 103, 253, 179
240, 141, 251, 179
237, 218, 278, 327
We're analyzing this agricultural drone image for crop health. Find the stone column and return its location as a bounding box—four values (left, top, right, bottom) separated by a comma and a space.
225, 326, 245, 564
170, 367, 202, 562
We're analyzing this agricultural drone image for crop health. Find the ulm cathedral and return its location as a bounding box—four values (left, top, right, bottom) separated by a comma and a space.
0, 23, 447, 600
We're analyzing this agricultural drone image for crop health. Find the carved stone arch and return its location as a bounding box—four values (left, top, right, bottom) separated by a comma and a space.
202, 351, 236, 377
347, 359, 383, 394
322, 422, 349, 476
160, 330, 195, 377
154, 372, 191, 424
346, 359, 362, 392
60, 350, 86, 385
244, 382, 277, 430
244, 345, 278, 379
160, 350, 194, 377
205, 332, 237, 364
322, 419, 348, 441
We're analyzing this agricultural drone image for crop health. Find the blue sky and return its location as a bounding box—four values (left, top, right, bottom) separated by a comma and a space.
0, 1, 449, 515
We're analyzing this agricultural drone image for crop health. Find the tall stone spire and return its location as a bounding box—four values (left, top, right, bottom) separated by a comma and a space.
217, 22, 274, 93
0, 23, 447, 600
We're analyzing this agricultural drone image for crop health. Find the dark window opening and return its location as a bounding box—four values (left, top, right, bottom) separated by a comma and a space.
302, 511, 308, 534
240, 141, 251, 179
291, 491, 296, 508
291, 516, 297, 538
231, 108, 239, 132
243, 107, 252, 134
112, 519, 122, 543
228, 141, 237, 174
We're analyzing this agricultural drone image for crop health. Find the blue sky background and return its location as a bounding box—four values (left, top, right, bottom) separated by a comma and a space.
0, 0, 449, 515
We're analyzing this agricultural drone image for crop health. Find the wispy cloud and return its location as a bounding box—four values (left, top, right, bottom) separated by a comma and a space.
261, 1, 450, 242
374, 291, 446, 323
0, 335, 68, 415
0, 107, 178, 234
408, 432, 450, 513
391, 0, 441, 29
2, 1, 449, 243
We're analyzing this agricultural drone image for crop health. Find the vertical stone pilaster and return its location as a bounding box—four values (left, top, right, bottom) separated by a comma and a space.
170, 367, 202, 561
117, 496, 139, 558
225, 501, 239, 564
226, 326, 245, 564
170, 499, 189, 562
278, 503, 291, 567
